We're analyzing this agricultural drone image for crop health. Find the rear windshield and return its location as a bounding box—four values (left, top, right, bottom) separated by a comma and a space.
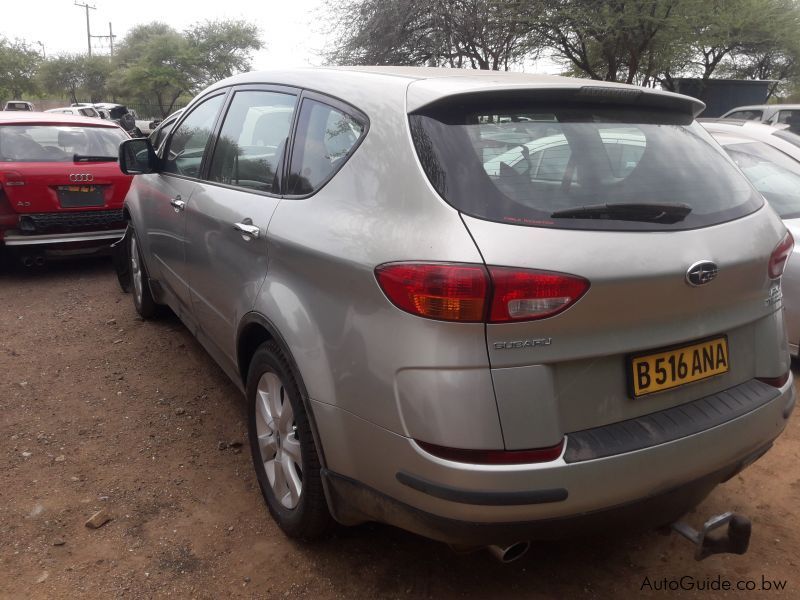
410, 103, 763, 231
723, 141, 800, 219
0, 125, 126, 162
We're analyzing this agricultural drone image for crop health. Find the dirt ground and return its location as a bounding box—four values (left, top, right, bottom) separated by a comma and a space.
1, 256, 799, 599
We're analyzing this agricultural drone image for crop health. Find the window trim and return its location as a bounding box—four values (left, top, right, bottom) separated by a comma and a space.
282, 89, 370, 200
201, 83, 301, 198
160, 89, 231, 183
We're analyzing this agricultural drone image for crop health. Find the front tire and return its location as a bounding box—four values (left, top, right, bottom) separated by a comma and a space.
129, 227, 158, 319
247, 341, 332, 539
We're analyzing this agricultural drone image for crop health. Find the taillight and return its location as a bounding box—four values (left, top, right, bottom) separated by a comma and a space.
375, 262, 589, 323
416, 438, 565, 464
375, 263, 488, 322
757, 372, 790, 388
769, 231, 794, 279
488, 267, 590, 323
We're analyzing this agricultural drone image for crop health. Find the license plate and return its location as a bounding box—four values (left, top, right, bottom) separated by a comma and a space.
629, 336, 729, 397
57, 185, 104, 208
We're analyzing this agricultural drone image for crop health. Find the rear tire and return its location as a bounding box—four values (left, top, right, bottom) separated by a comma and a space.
129, 227, 158, 319
247, 341, 332, 539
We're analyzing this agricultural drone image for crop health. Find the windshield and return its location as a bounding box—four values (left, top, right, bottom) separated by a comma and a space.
724, 141, 800, 219
409, 102, 763, 231
0, 125, 127, 162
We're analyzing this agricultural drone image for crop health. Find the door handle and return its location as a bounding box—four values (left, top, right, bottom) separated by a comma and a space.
170, 196, 186, 212
233, 221, 260, 239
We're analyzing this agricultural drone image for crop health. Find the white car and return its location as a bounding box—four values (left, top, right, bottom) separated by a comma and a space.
702, 120, 800, 355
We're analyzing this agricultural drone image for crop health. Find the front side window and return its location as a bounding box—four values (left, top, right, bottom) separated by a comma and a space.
163, 95, 225, 177
775, 110, 800, 125
207, 90, 296, 192
724, 141, 800, 219
0, 125, 127, 162
287, 99, 365, 195
410, 102, 763, 231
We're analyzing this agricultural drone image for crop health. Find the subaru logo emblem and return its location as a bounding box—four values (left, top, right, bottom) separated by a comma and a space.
686, 260, 718, 286
69, 173, 93, 182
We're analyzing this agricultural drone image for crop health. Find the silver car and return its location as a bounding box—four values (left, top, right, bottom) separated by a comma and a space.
702, 120, 800, 356
114, 67, 794, 559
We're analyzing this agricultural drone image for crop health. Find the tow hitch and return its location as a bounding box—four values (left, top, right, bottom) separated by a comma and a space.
671, 512, 751, 560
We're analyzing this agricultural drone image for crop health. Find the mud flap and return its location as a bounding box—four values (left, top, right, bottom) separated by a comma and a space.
111, 225, 131, 293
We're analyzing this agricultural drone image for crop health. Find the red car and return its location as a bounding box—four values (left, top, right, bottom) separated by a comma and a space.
0, 112, 132, 265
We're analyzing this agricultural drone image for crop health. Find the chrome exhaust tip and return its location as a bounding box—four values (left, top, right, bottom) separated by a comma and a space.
20, 255, 34, 268
34, 255, 46, 267
487, 541, 531, 563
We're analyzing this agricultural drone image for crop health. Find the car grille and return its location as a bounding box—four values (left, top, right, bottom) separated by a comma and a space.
19, 210, 125, 233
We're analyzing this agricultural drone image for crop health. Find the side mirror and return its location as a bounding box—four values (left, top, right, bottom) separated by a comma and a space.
119, 138, 160, 175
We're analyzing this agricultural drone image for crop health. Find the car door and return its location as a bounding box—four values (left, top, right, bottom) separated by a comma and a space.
138, 93, 226, 317
183, 87, 298, 365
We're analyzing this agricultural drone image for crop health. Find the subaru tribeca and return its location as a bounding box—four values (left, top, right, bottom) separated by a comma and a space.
114, 67, 794, 556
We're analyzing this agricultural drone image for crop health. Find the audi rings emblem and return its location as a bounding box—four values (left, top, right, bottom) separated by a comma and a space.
69, 173, 94, 182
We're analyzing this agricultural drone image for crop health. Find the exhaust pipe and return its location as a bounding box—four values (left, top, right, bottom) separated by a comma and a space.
487, 541, 531, 563
34, 255, 46, 267
20, 255, 34, 268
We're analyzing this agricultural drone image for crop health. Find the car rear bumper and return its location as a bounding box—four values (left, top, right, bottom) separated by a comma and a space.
3, 228, 125, 246
314, 376, 794, 545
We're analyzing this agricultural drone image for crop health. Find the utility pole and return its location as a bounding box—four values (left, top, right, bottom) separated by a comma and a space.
74, 1, 96, 56
36, 41, 46, 59
91, 22, 116, 56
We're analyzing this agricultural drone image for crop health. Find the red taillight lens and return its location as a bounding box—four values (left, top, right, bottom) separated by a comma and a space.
416, 438, 565, 464
757, 372, 790, 388
375, 263, 489, 322
488, 267, 590, 323
769, 231, 794, 279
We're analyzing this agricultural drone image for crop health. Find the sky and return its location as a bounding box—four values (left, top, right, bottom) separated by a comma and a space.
3, 0, 560, 73
3, 0, 331, 69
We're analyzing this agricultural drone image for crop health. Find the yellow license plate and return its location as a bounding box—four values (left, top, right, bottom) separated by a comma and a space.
630, 337, 729, 397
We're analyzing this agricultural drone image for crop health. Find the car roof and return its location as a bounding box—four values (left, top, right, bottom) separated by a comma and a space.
702, 120, 800, 161
206, 66, 705, 116
0, 111, 121, 127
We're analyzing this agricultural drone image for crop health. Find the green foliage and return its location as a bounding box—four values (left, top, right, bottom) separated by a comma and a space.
37, 54, 112, 104
109, 20, 263, 117
0, 37, 41, 101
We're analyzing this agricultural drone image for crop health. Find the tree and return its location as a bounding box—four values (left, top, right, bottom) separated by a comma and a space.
0, 37, 41, 100
37, 54, 112, 103
185, 19, 263, 89
110, 20, 263, 117
38, 55, 85, 103
326, 0, 534, 70
109, 23, 196, 117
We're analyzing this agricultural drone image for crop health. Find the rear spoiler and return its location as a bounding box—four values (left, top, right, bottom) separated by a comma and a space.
407, 81, 705, 118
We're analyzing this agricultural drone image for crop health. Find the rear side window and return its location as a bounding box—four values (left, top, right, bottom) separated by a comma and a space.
410, 103, 763, 231
725, 110, 763, 120
207, 90, 296, 193
724, 141, 800, 219
163, 95, 225, 177
0, 125, 126, 162
287, 99, 365, 195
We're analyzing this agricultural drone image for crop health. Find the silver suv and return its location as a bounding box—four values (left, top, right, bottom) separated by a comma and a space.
115, 67, 794, 557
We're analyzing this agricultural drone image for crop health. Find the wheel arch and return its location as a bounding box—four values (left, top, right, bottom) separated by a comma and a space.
237, 312, 328, 470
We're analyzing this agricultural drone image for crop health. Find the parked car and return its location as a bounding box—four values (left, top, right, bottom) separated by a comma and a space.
92, 103, 138, 136
703, 119, 800, 356
46, 106, 102, 119
3, 101, 35, 111
113, 67, 794, 560
0, 112, 132, 264
720, 103, 800, 127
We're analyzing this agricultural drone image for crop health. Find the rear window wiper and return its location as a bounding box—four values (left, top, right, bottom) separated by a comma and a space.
550, 202, 692, 224
73, 154, 117, 162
